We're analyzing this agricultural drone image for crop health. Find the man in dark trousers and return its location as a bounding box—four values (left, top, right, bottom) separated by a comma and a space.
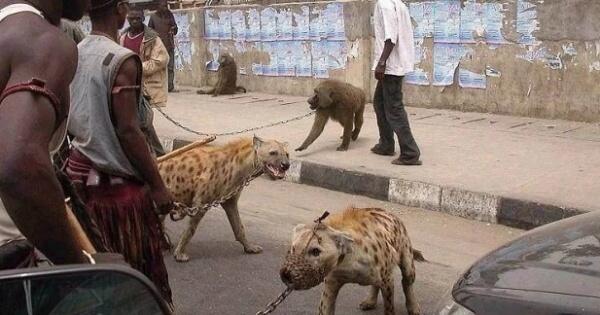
66, 0, 174, 307
149, 0, 178, 92
0, 0, 95, 269
371, 0, 422, 166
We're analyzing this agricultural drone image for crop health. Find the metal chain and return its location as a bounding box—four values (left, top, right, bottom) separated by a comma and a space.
154, 105, 314, 137
255, 287, 294, 315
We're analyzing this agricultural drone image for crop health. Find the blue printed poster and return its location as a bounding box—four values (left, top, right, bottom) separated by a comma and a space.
230, 10, 246, 42
277, 42, 295, 76
434, 0, 460, 44
326, 41, 347, 70
516, 0, 539, 45
294, 41, 312, 77
433, 43, 468, 86
207, 41, 220, 72
325, 3, 345, 41
309, 6, 326, 41
218, 10, 232, 40
311, 41, 329, 78
277, 8, 293, 41
484, 3, 507, 45
293, 6, 310, 40
261, 42, 278, 76
405, 43, 430, 86
246, 9, 261, 42
458, 69, 486, 89
204, 9, 219, 39
261, 8, 277, 42
460, 1, 484, 43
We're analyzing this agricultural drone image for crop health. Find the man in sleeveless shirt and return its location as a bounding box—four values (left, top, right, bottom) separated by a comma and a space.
0, 0, 94, 268
66, 0, 174, 307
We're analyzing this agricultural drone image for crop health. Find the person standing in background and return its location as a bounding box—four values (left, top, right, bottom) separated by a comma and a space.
149, 0, 178, 93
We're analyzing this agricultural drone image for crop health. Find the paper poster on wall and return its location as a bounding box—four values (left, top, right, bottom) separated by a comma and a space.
484, 3, 507, 45
277, 8, 293, 41
277, 42, 295, 76
405, 42, 430, 86
433, 43, 468, 86
309, 6, 326, 41
261, 8, 277, 41
325, 3, 345, 41
173, 12, 192, 70
261, 42, 278, 76
231, 10, 246, 42
294, 41, 312, 77
218, 10, 232, 40
516, 0, 539, 45
409, 2, 434, 39
460, 1, 484, 44
458, 69, 486, 89
207, 41, 220, 71
311, 41, 329, 78
247, 9, 261, 42
204, 9, 219, 39
434, 0, 460, 44
326, 41, 347, 70
293, 6, 310, 40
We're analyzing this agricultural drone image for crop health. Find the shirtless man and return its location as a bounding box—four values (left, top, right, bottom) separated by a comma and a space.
0, 1, 93, 268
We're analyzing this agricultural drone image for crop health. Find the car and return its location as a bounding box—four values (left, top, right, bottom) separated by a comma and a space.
437, 211, 600, 315
0, 264, 172, 315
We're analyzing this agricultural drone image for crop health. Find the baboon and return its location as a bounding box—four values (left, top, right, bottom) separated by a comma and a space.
197, 54, 247, 96
295, 80, 366, 152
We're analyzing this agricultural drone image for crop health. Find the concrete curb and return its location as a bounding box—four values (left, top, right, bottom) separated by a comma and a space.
161, 137, 589, 230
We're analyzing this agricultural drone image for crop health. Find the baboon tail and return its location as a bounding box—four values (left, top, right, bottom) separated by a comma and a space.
236, 86, 247, 93
196, 87, 214, 95
412, 248, 426, 262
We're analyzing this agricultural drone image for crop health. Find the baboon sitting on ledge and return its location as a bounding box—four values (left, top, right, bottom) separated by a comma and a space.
197, 54, 247, 96
296, 80, 366, 152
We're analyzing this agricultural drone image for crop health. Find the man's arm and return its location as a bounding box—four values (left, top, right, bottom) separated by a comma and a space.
169, 12, 178, 36
142, 37, 169, 76
0, 40, 91, 264
111, 57, 173, 213
375, 40, 395, 81
374, 2, 399, 81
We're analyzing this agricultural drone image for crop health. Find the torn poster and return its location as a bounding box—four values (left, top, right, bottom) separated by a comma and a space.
207, 41, 220, 72
326, 41, 347, 70
239, 67, 247, 75
261, 8, 277, 42
405, 41, 430, 86
458, 69, 486, 89
433, 43, 468, 86
434, 0, 460, 44
277, 42, 295, 76
484, 3, 507, 45
231, 10, 246, 42
261, 42, 278, 76
293, 6, 310, 40
252, 63, 263, 75
294, 41, 312, 77
460, 1, 484, 44
277, 8, 293, 41
325, 3, 345, 41
204, 9, 219, 39
311, 41, 329, 78
485, 66, 501, 77
562, 43, 577, 56
516, 0, 539, 46
246, 9, 261, 42
310, 6, 326, 41
517, 47, 563, 70
174, 12, 192, 70
409, 2, 434, 39
218, 10, 232, 40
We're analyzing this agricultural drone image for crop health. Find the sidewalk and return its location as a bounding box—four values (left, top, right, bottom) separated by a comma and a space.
154, 88, 600, 229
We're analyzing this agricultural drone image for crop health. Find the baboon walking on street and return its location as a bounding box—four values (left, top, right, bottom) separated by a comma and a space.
296, 80, 366, 152
197, 54, 247, 96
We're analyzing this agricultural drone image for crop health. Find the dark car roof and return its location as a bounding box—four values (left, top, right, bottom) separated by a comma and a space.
456, 210, 600, 297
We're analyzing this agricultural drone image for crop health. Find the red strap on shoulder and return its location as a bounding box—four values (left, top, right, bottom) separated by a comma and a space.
0, 78, 66, 127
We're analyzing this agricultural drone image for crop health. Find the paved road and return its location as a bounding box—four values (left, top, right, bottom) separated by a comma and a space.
164, 179, 521, 315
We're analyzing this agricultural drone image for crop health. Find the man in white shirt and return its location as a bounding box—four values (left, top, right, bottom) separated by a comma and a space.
371, 0, 421, 165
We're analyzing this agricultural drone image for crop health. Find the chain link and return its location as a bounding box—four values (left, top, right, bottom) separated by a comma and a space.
154, 106, 314, 137
255, 287, 294, 315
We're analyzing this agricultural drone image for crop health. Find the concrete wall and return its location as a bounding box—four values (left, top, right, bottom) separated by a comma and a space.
173, 0, 600, 122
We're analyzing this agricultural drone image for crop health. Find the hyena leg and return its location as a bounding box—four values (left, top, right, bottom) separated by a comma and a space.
359, 285, 379, 310
173, 210, 208, 262
400, 245, 421, 315
380, 280, 396, 315
222, 193, 262, 254
318, 279, 343, 315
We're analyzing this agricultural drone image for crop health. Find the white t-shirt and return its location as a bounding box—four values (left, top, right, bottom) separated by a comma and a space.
372, 0, 415, 76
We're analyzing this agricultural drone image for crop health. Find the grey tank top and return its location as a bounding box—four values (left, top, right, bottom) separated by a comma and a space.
69, 35, 142, 179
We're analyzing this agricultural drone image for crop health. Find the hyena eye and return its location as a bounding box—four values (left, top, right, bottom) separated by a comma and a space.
309, 248, 321, 257
269, 151, 277, 156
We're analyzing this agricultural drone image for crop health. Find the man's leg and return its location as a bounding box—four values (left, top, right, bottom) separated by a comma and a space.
381, 75, 421, 163
372, 80, 395, 155
167, 47, 175, 92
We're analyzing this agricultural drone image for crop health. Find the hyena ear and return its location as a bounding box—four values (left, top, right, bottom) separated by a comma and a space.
253, 135, 264, 150
330, 228, 354, 255
292, 224, 308, 240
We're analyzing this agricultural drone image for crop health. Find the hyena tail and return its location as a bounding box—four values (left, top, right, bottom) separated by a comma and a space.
412, 248, 426, 262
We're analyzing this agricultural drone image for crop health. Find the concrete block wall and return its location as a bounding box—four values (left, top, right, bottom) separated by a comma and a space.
173, 0, 600, 122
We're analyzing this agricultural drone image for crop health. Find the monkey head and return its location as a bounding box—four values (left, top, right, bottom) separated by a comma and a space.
217, 53, 235, 67
307, 85, 333, 110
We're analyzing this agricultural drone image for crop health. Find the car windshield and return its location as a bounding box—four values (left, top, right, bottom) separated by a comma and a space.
0, 270, 164, 315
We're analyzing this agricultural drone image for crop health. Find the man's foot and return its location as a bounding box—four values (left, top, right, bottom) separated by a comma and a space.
371, 144, 395, 156
391, 158, 422, 166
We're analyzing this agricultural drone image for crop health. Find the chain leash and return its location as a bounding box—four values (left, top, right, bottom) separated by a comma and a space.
255, 287, 294, 315
154, 105, 314, 137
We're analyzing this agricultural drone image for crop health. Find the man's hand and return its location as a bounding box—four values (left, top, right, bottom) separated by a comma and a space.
150, 186, 174, 215
375, 63, 386, 81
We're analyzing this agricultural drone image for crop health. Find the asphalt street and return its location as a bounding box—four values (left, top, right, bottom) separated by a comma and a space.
164, 178, 522, 315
